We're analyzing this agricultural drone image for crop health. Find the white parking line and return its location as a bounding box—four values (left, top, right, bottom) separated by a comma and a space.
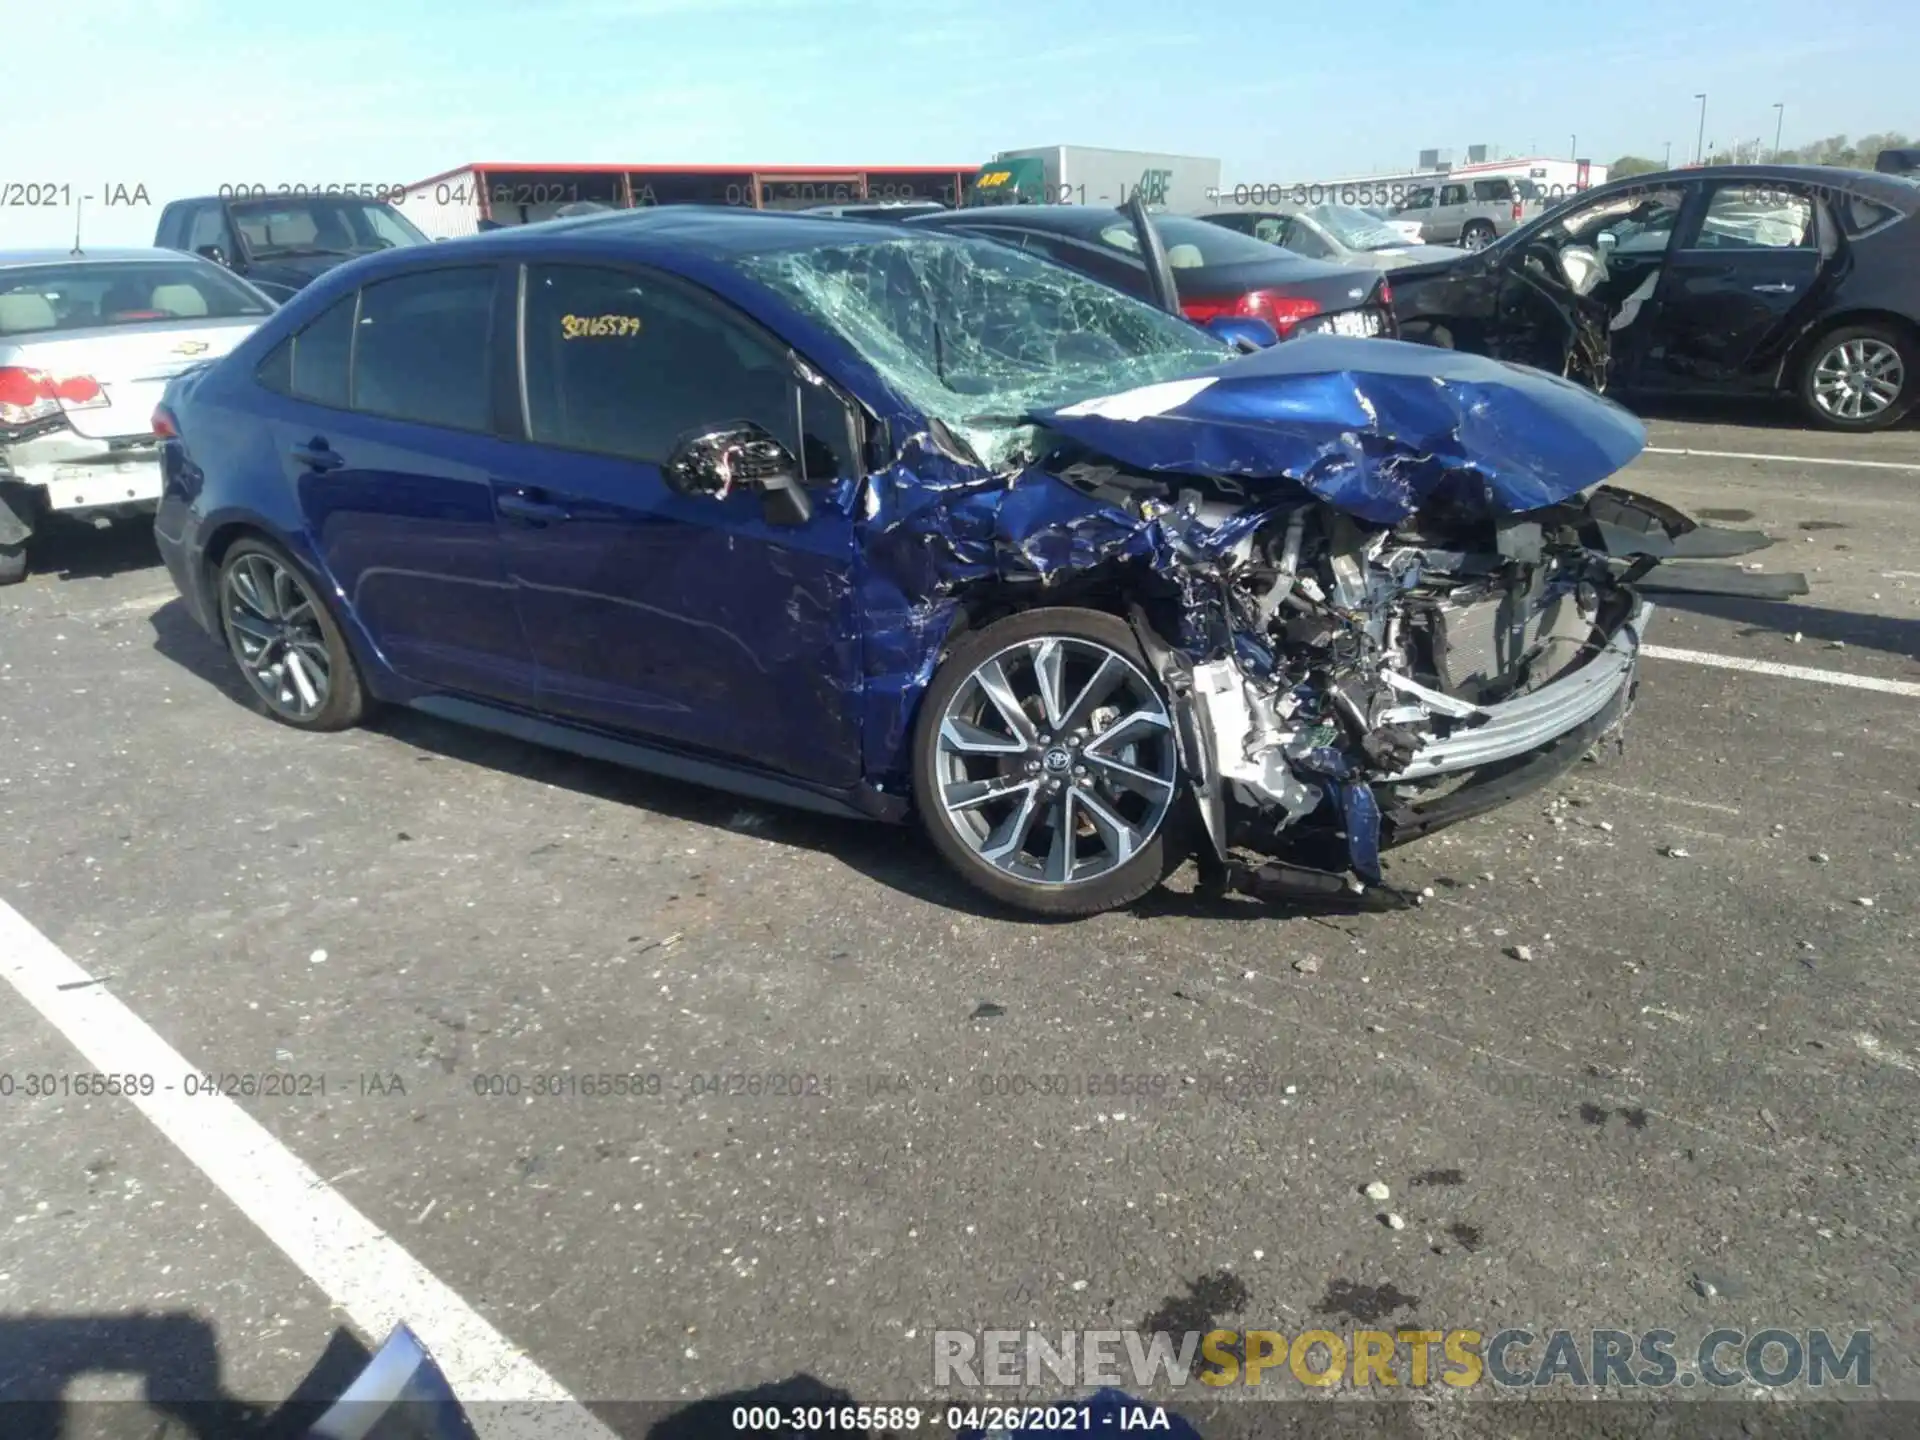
1644, 445, 1920, 472
0, 899, 616, 1440
1642, 645, 1920, 697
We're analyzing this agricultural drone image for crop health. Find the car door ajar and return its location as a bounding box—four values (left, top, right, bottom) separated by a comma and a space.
492, 262, 865, 789
260, 265, 541, 705
1639, 181, 1834, 390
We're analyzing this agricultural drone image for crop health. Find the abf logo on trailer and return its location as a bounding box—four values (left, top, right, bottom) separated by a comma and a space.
1130, 169, 1173, 206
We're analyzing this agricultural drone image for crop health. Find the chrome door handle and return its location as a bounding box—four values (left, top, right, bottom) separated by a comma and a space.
1750, 282, 1798, 293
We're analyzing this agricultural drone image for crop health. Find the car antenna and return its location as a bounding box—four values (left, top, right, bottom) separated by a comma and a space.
70, 194, 85, 256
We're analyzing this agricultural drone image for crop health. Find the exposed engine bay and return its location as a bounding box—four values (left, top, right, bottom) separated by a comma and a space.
1045, 455, 1681, 890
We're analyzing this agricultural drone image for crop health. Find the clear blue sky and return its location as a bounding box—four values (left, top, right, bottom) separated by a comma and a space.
7, 0, 1908, 247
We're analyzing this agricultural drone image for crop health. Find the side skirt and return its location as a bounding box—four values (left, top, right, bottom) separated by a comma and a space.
408, 695, 906, 824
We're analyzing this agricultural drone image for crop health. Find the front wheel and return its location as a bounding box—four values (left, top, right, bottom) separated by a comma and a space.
912, 608, 1186, 917
1799, 324, 1913, 431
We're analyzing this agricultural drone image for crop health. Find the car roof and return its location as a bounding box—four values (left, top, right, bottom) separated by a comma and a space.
0, 246, 208, 269
1599, 163, 1918, 203
339, 205, 975, 276
906, 205, 1137, 238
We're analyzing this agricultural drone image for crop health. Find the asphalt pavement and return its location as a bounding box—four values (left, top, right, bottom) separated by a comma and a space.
2, 402, 1916, 1436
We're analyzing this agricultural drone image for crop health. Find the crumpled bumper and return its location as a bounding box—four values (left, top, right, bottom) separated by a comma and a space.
1381, 599, 1653, 783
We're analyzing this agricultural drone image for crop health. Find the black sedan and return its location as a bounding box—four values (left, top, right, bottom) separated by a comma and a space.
906, 204, 1394, 341
1386, 164, 1920, 430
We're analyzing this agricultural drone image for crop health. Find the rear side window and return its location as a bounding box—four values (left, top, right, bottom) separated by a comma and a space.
0, 260, 271, 337
1697, 186, 1815, 249
350, 268, 494, 431
257, 293, 355, 407
1473, 180, 1511, 202
1839, 193, 1900, 235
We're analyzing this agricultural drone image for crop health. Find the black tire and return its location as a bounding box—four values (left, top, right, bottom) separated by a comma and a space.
911, 606, 1188, 918
216, 536, 367, 731
1460, 220, 1497, 250
1796, 322, 1915, 431
0, 543, 25, 587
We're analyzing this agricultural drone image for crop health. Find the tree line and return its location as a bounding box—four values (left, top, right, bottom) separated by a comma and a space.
1608, 131, 1912, 177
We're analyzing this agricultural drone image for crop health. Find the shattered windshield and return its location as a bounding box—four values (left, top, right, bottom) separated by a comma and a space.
1306, 203, 1407, 252
737, 234, 1227, 466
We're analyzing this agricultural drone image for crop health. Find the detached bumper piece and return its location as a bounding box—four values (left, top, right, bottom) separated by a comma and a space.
1382, 600, 1653, 782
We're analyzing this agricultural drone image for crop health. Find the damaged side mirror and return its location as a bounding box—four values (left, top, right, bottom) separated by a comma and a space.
664, 422, 813, 527
1204, 316, 1280, 352
1595, 230, 1619, 253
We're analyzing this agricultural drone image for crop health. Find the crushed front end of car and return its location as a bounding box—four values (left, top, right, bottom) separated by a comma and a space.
848, 333, 1800, 897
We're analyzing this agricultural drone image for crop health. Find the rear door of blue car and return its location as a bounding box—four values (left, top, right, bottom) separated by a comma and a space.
486, 257, 867, 789
255, 262, 541, 704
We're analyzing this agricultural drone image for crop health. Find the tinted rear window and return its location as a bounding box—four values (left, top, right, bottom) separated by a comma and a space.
1093, 214, 1288, 267
0, 260, 271, 337
349, 268, 494, 431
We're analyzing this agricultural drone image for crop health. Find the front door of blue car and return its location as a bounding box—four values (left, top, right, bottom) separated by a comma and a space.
489, 261, 866, 789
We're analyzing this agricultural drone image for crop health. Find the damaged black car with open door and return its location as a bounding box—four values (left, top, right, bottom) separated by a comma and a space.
1386, 164, 1920, 431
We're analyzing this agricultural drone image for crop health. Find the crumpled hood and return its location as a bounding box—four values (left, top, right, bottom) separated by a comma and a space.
1032, 333, 1647, 526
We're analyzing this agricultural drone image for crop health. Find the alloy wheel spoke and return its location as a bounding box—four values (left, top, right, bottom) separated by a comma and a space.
1082, 750, 1175, 802
230, 564, 273, 621
228, 612, 278, 649
248, 559, 284, 618
973, 658, 1039, 748
940, 715, 1028, 756
1043, 788, 1077, 883
285, 650, 321, 711
1057, 653, 1129, 736
1073, 785, 1144, 867
1084, 706, 1171, 757
979, 784, 1046, 866
1030, 639, 1069, 731
944, 773, 1038, 813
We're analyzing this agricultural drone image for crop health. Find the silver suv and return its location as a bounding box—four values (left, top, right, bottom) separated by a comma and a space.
1394, 176, 1543, 250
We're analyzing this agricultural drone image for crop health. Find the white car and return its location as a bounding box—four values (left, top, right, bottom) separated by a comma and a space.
0, 248, 274, 584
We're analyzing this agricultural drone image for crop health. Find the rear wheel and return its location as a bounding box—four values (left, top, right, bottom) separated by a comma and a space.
217, 537, 367, 731
1460, 220, 1497, 250
912, 608, 1186, 917
1798, 323, 1913, 431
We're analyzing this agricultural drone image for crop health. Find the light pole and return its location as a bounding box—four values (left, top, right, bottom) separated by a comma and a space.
1694, 93, 1708, 164
1571, 133, 1578, 159
1772, 102, 1785, 160
1664, 140, 1672, 169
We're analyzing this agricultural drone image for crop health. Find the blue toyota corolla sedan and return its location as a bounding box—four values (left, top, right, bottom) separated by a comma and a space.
153, 206, 1771, 916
